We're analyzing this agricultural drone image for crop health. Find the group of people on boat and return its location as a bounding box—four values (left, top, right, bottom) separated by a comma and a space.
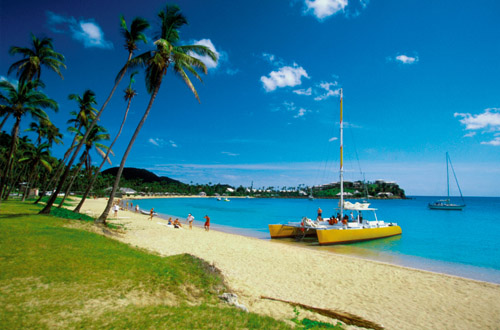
316, 207, 363, 227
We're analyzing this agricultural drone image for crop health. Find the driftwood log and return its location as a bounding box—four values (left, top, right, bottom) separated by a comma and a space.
260, 295, 384, 330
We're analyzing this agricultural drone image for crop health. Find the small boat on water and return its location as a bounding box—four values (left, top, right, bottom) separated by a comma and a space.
140, 209, 157, 216
428, 152, 466, 211
269, 89, 402, 245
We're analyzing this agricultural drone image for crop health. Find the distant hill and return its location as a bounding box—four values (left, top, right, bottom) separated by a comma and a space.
101, 167, 184, 185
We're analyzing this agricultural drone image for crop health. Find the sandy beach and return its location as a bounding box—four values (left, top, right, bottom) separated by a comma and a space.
77, 198, 500, 329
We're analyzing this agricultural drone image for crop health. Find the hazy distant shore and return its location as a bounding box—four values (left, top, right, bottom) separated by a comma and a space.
75, 198, 500, 329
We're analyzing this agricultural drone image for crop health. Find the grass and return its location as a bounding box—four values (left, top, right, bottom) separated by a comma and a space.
0, 201, 297, 329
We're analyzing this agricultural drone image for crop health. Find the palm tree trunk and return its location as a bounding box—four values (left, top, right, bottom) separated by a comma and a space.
0, 117, 20, 207
21, 163, 38, 202
39, 54, 133, 215
34, 158, 66, 204
74, 97, 132, 213
96, 76, 164, 224
58, 153, 87, 208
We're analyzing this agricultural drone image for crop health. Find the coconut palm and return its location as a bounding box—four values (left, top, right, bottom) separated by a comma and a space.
74, 72, 138, 213
58, 123, 110, 207
19, 143, 52, 201
8, 33, 66, 84
39, 16, 149, 215
0, 80, 57, 206
97, 4, 217, 223
26, 118, 63, 147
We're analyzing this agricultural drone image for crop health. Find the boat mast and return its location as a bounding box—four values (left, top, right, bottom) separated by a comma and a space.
340, 88, 344, 216
446, 152, 450, 201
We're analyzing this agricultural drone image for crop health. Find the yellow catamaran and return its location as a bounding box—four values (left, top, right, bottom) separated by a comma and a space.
269, 89, 402, 245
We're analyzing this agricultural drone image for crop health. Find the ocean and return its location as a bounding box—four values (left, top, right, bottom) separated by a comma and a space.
131, 196, 500, 284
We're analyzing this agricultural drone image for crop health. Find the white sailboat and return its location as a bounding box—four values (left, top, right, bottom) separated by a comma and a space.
428, 152, 466, 210
269, 89, 402, 244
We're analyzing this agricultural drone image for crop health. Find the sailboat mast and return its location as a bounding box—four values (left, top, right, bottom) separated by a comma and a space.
340, 88, 344, 215
446, 152, 450, 200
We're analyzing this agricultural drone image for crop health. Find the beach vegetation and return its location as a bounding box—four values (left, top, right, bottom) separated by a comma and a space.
0, 79, 58, 206
0, 200, 293, 329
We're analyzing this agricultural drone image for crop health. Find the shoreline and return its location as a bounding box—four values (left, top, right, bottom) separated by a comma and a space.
123, 196, 500, 284
76, 198, 500, 329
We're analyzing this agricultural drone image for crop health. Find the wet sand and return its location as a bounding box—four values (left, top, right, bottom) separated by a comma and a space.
77, 198, 500, 329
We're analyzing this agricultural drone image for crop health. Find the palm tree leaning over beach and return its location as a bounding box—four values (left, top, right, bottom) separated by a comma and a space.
0, 80, 58, 207
73, 72, 138, 213
33, 91, 97, 205
57, 123, 110, 208
97, 4, 217, 224
8, 33, 66, 84
39, 16, 149, 215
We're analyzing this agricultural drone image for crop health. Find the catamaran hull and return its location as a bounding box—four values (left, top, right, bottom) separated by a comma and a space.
268, 224, 316, 238
316, 225, 402, 245
428, 204, 465, 211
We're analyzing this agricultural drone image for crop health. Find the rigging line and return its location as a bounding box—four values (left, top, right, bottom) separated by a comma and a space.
448, 155, 465, 204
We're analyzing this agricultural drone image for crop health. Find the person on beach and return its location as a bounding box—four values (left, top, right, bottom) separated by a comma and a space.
173, 218, 182, 228
187, 213, 194, 229
135, 205, 139, 213
168, 218, 173, 225
113, 204, 119, 218
126, 202, 129, 209
149, 208, 154, 221
317, 207, 322, 218
204, 215, 210, 231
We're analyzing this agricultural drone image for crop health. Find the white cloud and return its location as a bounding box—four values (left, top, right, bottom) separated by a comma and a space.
455, 108, 500, 146
481, 137, 500, 146
169, 140, 178, 148
262, 53, 276, 63
395, 54, 418, 64
293, 87, 312, 96
314, 81, 340, 101
329, 137, 338, 142
148, 138, 161, 146
304, 0, 348, 19
47, 11, 112, 49
294, 108, 309, 118
221, 151, 239, 156
454, 108, 500, 131
190, 39, 220, 69
261, 64, 309, 92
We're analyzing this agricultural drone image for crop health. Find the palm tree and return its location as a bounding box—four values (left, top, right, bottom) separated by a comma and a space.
58, 123, 110, 207
97, 4, 217, 223
39, 16, 149, 215
19, 143, 52, 201
26, 118, 63, 147
0, 80, 57, 206
74, 72, 138, 213
8, 33, 66, 84
35, 90, 96, 205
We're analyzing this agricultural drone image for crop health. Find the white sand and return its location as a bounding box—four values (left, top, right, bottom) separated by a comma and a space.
78, 198, 500, 329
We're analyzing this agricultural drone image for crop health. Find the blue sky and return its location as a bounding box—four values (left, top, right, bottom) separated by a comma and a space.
1, 0, 499, 196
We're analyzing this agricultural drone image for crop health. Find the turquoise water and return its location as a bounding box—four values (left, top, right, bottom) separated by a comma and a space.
133, 196, 500, 283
